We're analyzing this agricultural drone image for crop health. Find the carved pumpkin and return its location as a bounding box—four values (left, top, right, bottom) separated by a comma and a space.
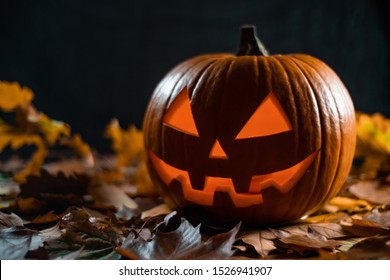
143, 26, 356, 226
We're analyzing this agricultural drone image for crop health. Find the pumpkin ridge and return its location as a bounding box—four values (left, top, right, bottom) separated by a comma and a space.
190, 56, 230, 97
273, 55, 323, 219
260, 55, 303, 220
166, 56, 226, 108
287, 55, 344, 212
290, 55, 355, 204
217, 57, 237, 139
253, 55, 260, 83
292, 55, 356, 128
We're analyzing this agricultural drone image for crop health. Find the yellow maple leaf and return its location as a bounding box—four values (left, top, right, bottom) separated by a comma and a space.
0, 81, 93, 182
0, 81, 33, 111
105, 118, 144, 167
105, 118, 155, 196
356, 112, 390, 156
27, 105, 71, 145
354, 112, 390, 178
61, 134, 94, 166
0, 119, 47, 181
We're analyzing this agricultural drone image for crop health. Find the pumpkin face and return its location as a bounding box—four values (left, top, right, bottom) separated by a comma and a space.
148, 87, 319, 208
143, 26, 356, 226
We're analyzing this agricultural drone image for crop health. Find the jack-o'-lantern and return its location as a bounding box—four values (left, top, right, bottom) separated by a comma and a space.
143, 26, 356, 226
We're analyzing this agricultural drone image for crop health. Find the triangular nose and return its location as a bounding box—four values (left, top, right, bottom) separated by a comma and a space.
209, 139, 228, 159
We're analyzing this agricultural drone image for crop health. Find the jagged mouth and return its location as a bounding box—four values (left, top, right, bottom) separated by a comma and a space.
148, 151, 318, 208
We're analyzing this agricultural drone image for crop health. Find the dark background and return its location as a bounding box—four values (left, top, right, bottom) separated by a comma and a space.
0, 0, 389, 152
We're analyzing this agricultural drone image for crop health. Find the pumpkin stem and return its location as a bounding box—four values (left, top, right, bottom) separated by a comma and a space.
236, 25, 269, 56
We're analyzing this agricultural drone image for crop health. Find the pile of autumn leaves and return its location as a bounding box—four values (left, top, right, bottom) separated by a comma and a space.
0, 81, 390, 260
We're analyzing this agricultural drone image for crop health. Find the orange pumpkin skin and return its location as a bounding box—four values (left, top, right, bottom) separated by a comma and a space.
143, 26, 356, 226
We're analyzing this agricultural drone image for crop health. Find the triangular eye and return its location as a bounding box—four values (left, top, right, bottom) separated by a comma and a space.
235, 92, 292, 139
163, 87, 199, 136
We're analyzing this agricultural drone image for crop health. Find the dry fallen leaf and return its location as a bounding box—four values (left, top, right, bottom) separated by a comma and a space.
88, 183, 138, 210
3, 168, 90, 215
42, 158, 93, 178
140, 203, 172, 219
282, 223, 350, 239
340, 235, 390, 259
44, 208, 122, 260
299, 212, 348, 224
360, 209, 390, 228
0, 210, 45, 260
237, 229, 277, 258
121, 212, 239, 260
235, 221, 352, 259
274, 232, 342, 252
341, 210, 390, 237
0, 212, 23, 229
0, 227, 44, 259
348, 180, 390, 205
323, 196, 373, 213
30, 211, 60, 225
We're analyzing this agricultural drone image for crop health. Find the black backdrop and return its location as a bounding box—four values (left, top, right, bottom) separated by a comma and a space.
0, 0, 389, 152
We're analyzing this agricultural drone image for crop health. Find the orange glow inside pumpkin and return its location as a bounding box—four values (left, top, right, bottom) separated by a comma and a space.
236, 91, 292, 139
151, 87, 318, 207
163, 87, 199, 136
163, 87, 292, 140
209, 139, 228, 159
149, 150, 318, 207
